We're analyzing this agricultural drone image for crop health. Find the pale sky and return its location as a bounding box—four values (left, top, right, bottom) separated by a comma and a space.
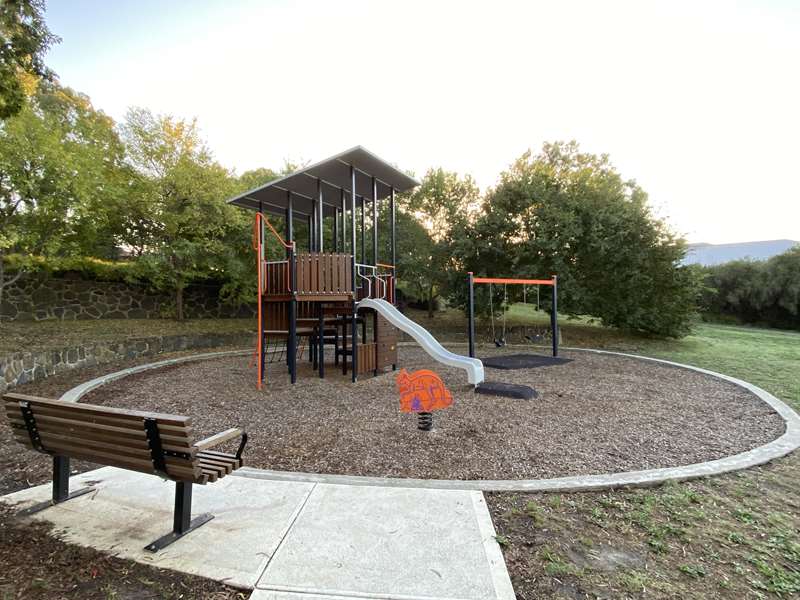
44, 0, 799, 244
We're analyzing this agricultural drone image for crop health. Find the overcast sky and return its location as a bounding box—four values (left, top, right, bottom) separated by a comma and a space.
44, 0, 798, 244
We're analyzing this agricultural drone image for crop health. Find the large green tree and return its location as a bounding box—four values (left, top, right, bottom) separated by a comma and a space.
400, 168, 479, 316
0, 0, 59, 120
121, 108, 239, 320
460, 141, 701, 337
0, 81, 130, 312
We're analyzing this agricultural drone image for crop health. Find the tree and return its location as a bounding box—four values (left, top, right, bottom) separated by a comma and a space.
121, 108, 238, 320
400, 168, 480, 316
701, 246, 800, 329
0, 80, 130, 313
459, 141, 701, 337
0, 0, 59, 120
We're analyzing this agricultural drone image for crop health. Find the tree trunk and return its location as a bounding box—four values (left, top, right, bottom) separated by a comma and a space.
176, 285, 184, 321
427, 284, 435, 318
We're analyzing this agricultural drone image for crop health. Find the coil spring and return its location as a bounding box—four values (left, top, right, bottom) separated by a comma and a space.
418, 412, 433, 431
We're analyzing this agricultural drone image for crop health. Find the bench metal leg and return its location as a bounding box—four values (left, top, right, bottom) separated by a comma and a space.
145, 481, 213, 553
19, 456, 94, 516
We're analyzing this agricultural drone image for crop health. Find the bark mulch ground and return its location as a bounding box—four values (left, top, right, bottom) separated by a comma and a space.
49, 346, 786, 482
0, 505, 247, 599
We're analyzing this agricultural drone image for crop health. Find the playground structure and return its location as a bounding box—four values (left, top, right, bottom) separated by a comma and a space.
229, 146, 483, 388
466, 273, 559, 359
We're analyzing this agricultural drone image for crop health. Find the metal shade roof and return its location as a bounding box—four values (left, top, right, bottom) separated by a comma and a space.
228, 146, 419, 217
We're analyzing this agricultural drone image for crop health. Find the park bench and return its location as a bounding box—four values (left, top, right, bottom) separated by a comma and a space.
2, 392, 247, 552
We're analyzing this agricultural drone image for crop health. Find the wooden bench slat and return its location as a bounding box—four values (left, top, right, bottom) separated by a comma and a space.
199, 467, 220, 483
15, 405, 194, 437
3, 393, 191, 425
7, 419, 195, 453
199, 458, 232, 475
41, 439, 200, 479
199, 450, 243, 467
7, 414, 193, 443
19, 404, 192, 435
8, 417, 146, 444
32, 431, 150, 458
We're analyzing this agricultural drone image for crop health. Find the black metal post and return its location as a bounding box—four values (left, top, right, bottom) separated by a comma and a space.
307, 215, 313, 252
144, 481, 213, 553
551, 275, 558, 357
287, 192, 297, 383
351, 167, 358, 382
372, 177, 378, 267
317, 302, 325, 378
467, 272, 475, 358
317, 178, 324, 253
390, 186, 396, 304
341, 188, 347, 254
333, 208, 339, 253
360, 196, 366, 265
53, 455, 69, 503
174, 481, 192, 533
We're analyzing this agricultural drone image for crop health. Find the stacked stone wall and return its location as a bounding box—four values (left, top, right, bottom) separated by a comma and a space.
1, 274, 254, 321
0, 331, 255, 395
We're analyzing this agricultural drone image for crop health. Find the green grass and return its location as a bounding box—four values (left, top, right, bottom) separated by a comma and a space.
0, 318, 256, 355
467, 306, 800, 599
407, 304, 800, 409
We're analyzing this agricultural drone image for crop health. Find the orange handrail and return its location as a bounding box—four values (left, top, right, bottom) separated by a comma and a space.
376, 262, 395, 270
253, 213, 296, 390
253, 212, 292, 250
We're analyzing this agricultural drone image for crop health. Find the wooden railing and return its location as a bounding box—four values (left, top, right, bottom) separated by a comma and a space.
262, 253, 354, 298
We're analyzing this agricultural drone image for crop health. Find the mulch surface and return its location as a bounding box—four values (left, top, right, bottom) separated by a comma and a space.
0, 505, 247, 599
52, 346, 785, 481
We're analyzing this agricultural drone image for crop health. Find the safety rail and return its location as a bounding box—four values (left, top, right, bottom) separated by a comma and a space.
356, 263, 394, 303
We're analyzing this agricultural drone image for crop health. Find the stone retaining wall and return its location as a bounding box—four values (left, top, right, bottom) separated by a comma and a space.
1, 274, 255, 322
0, 331, 255, 395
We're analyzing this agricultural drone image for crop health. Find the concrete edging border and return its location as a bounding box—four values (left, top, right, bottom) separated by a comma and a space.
59, 346, 800, 492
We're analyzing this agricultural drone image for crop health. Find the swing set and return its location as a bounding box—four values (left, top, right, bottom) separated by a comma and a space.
466, 273, 559, 358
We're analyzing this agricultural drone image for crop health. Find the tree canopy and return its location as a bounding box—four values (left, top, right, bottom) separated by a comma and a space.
0, 0, 59, 120
458, 142, 702, 337
0, 3, 705, 335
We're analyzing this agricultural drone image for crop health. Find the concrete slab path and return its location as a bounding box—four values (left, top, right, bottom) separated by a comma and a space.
1, 468, 515, 599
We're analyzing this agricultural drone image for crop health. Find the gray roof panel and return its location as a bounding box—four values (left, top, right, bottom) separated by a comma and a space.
228, 146, 419, 216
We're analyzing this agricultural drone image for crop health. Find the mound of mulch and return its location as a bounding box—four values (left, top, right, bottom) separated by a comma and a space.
67, 347, 784, 481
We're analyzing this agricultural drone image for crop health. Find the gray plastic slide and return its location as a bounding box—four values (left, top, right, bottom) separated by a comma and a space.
358, 297, 485, 385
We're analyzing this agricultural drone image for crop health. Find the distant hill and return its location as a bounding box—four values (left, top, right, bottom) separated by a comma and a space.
684, 239, 798, 267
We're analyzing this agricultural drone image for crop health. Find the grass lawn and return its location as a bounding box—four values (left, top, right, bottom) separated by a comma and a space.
0, 318, 256, 355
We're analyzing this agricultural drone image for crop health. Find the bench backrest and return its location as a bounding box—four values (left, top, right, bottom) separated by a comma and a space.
3, 392, 200, 482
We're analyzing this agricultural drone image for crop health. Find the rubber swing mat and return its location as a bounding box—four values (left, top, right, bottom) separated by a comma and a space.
476, 381, 538, 400
481, 353, 573, 370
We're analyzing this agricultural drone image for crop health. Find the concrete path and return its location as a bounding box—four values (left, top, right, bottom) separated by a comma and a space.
1, 467, 515, 599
